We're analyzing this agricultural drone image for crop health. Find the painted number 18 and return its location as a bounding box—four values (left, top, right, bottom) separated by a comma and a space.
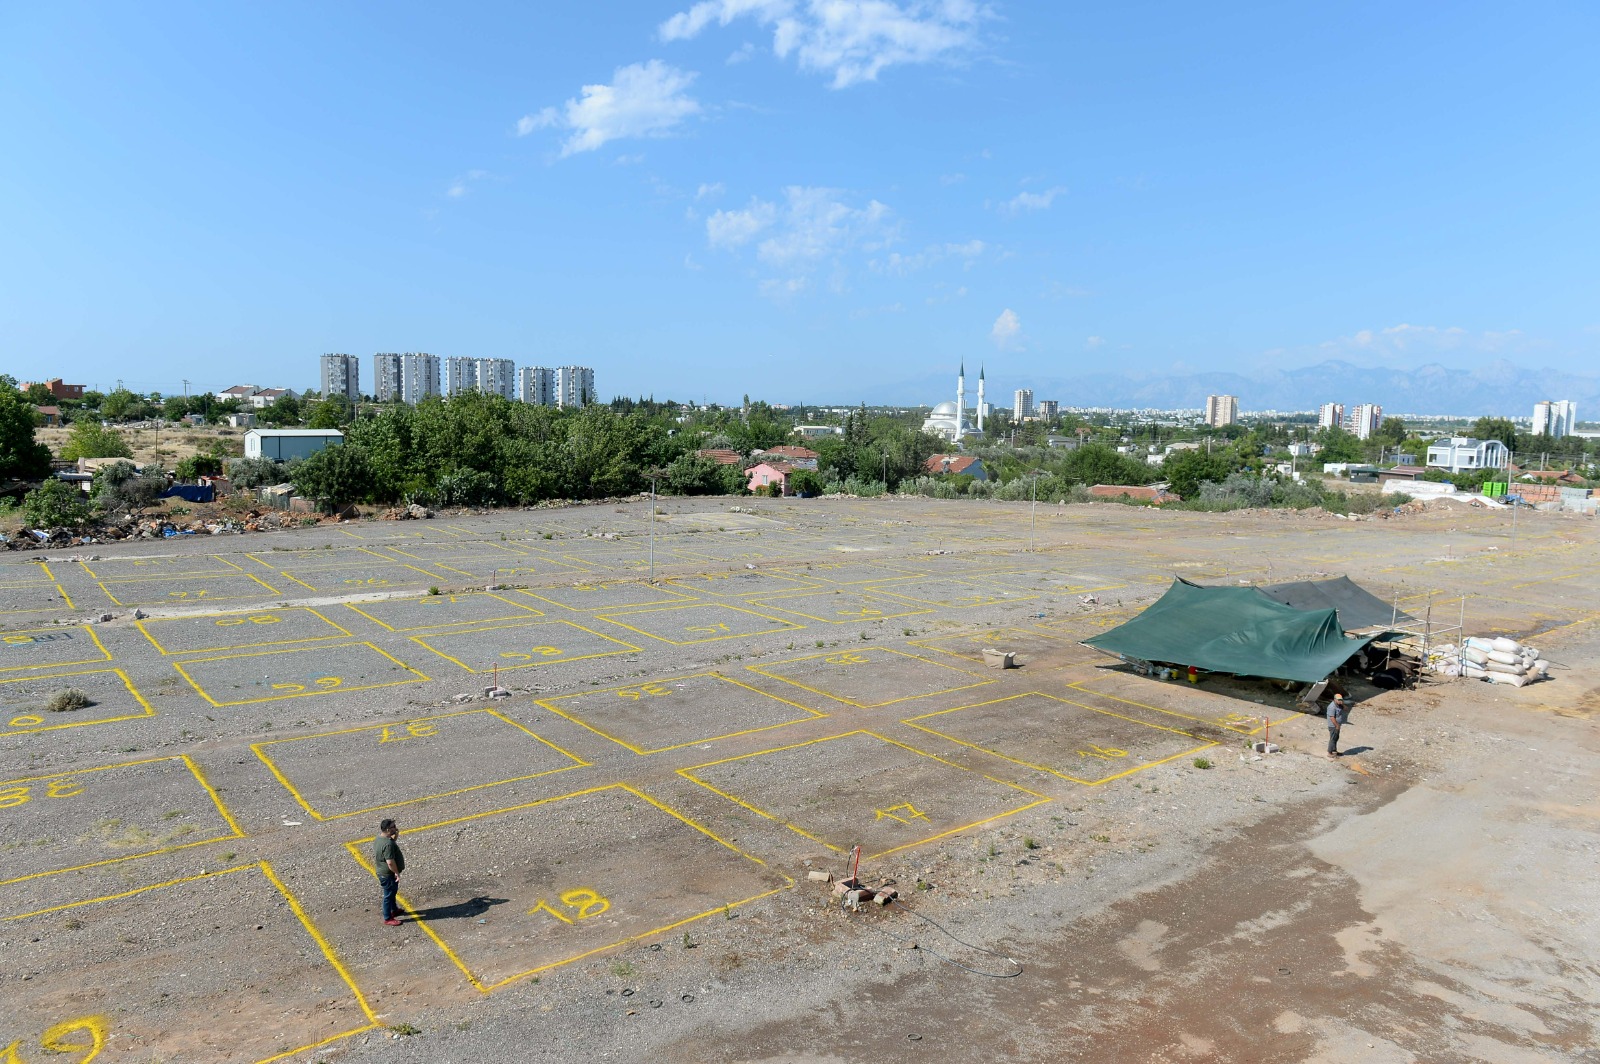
527, 888, 611, 924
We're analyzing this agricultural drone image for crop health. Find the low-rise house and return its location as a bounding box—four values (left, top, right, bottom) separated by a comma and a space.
1509, 466, 1587, 486
22, 378, 86, 400
34, 405, 61, 427
795, 425, 843, 439
243, 428, 343, 461
924, 454, 988, 481
745, 461, 791, 494
249, 387, 299, 409
1087, 484, 1182, 505
1426, 436, 1509, 474
215, 384, 261, 403
695, 448, 743, 466
760, 445, 820, 470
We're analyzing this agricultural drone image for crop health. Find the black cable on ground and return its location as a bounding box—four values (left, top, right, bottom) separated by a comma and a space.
858, 901, 1024, 978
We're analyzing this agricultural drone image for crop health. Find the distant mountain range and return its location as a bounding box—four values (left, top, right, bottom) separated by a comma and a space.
856, 360, 1598, 418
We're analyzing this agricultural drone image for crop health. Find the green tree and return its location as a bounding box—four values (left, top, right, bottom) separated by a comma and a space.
58, 420, 134, 462
22, 479, 90, 527
1374, 417, 1408, 448
259, 394, 303, 427
1314, 426, 1365, 464
1162, 447, 1234, 499
0, 384, 53, 480
100, 388, 154, 421
174, 454, 224, 480
290, 443, 372, 508
1472, 416, 1517, 450
307, 394, 353, 429
226, 456, 284, 488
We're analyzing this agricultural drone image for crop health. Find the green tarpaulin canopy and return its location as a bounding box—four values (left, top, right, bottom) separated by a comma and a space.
1082, 578, 1382, 683
1253, 575, 1413, 631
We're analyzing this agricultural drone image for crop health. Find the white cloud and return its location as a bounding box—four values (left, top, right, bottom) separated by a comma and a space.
1000, 185, 1066, 215
727, 41, 759, 64
445, 169, 493, 198
660, 0, 986, 89
1287, 323, 1536, 370
706, 185, 895, 295
870, 238, 985, 276
706, 199, 778, 248
1085, 335, 1104, 348
696, 181, 726, 200
517, 60, 701, 157
991, 307, 1021, 349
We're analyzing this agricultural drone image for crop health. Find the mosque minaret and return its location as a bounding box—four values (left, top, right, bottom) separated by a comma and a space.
919, 361, 986, 444
977, 365, 986, 432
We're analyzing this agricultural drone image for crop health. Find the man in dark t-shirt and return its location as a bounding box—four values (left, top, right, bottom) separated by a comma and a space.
374, 818, 405, 926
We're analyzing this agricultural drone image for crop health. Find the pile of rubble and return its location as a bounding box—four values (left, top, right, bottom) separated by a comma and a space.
378, 503, 435, 520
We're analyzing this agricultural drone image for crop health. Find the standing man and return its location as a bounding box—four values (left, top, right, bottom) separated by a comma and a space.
1326, 693, 1350, 758
374, 818, 405, 926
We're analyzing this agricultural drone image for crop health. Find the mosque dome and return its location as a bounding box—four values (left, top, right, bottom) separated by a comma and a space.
931, 401, 957, 416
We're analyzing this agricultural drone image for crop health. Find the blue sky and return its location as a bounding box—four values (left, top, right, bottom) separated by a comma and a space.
3, 1, 1597, 404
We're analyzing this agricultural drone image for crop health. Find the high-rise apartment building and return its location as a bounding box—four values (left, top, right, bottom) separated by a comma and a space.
399, 353, 440, 405
373, 353, 402, 403
555, 366, 595, 408
520, 366, 555, 406
1204, 394, 1238, 427
1013, 389, 1035, 419
1037, 400, 1059, 421
478, 359, 516, 399
1532, 399, 1577, 438
1345, 403, 1383, 440
443, 357, 476, 397
1318, 402, 1344, 430
320, 353, 359, 401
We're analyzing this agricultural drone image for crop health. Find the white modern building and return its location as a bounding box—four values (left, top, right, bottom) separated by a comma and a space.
1345, 403, 1383, 440
520, 366, 555, 406
1205, 394, 1238, 427
320, 353, 359, 402
373, 353, 402, 403
1037, 399, 1059, 422
479, 359, 516, 399
399, 353, 440, 405
1318, 402, 1344, 430
1013, 388, 1035, 419
244, 428, 344, 461
443, 357, 475, 397
555, 365, 595, 408
1426, 436, 1510, 473
1532, 399, 1577, 438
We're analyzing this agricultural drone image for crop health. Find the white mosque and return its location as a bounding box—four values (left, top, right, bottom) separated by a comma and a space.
921, 362, 987, 444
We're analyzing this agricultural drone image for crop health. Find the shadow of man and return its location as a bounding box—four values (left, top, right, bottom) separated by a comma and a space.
406, 896, 508, 921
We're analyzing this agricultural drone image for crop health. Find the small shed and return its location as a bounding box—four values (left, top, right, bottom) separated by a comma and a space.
244, 429, 344, 461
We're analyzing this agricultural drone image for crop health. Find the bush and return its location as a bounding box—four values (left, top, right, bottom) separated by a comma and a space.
92, 461, 167, 515
174, 454, 223, 481
58, 420, 134, 462
46, 688, 93, 712
1192, 757, 1213, 770
21, 480, 90, 527
290, 444, 374, 508
226, 456, 284, 489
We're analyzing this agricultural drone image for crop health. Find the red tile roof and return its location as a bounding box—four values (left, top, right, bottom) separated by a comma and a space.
925, 454, 982, 476
765, 445, 819, 460
1087, 484, 1182, 504
696, 448, 743, 466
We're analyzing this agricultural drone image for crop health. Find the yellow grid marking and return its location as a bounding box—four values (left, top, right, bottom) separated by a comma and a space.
0, 667, 155, 736
78, 554, 245, 579
343, 783, 792, 993
252, 708, 590, 819
172, 642, 431, 707
3, 861, 380, 1062
536, 671, 828, 754
1065, 678, 1296, 736
596, 602, 804, 645
902, 692, 1219, 785
134, 606, 353, 655
679, 729, 1051, 859
342, 592, 544, 632
0, 754, 243, 887
409, 619, 641, 673
98, 571, 280, 606
0, 625, 112, 671
745, 646, 992, 708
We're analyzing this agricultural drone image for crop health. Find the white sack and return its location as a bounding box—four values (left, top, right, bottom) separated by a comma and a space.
1487, 670, 1530, 687
1491, 636, 1521, 654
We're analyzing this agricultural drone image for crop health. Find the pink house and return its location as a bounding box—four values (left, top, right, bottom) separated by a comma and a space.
745, 461, 791, 494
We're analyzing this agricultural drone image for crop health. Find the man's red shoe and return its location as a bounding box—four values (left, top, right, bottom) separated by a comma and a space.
384, 918, 402, 926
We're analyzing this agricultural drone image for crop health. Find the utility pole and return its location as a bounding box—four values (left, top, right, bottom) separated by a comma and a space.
182, 379, 190, 399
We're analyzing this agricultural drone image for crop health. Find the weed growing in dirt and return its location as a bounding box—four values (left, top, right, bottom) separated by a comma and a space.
387, 1024, 420, 1037
1193, 757, 1213, 770
46, 688, 92, 712
1023, 837, 1039, 850
611, 961, 635, 977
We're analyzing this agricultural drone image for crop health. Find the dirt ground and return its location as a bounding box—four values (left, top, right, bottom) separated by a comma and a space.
1, 497, 1595, 1063
35, 421, 244, 470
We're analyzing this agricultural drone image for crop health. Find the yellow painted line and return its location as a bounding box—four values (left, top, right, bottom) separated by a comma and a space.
343, 783, 792, 993
1064, 679, 1291, 736
744, 594, 933, 624
536, 672, 827, 755
595, 603, 804, 645
0, 754, 245, 887
173, 642, 432, 707
342, 593, 542, 633
1524, 612, 1600, 642
408, 620, 640, 674
40, 561, 55, 581
0, 625, 112, 671
3, 862, 381, 1059
274, 569, 319, 591
744, 647, 992, 709
901, 692, 1219, 786
251, 708, 589, 820
678, 729, 1052, 859
135, 606, 354, 655
0, 667, 155, 737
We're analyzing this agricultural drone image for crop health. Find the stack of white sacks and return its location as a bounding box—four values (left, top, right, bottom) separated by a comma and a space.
1429, 637, 1550, 686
